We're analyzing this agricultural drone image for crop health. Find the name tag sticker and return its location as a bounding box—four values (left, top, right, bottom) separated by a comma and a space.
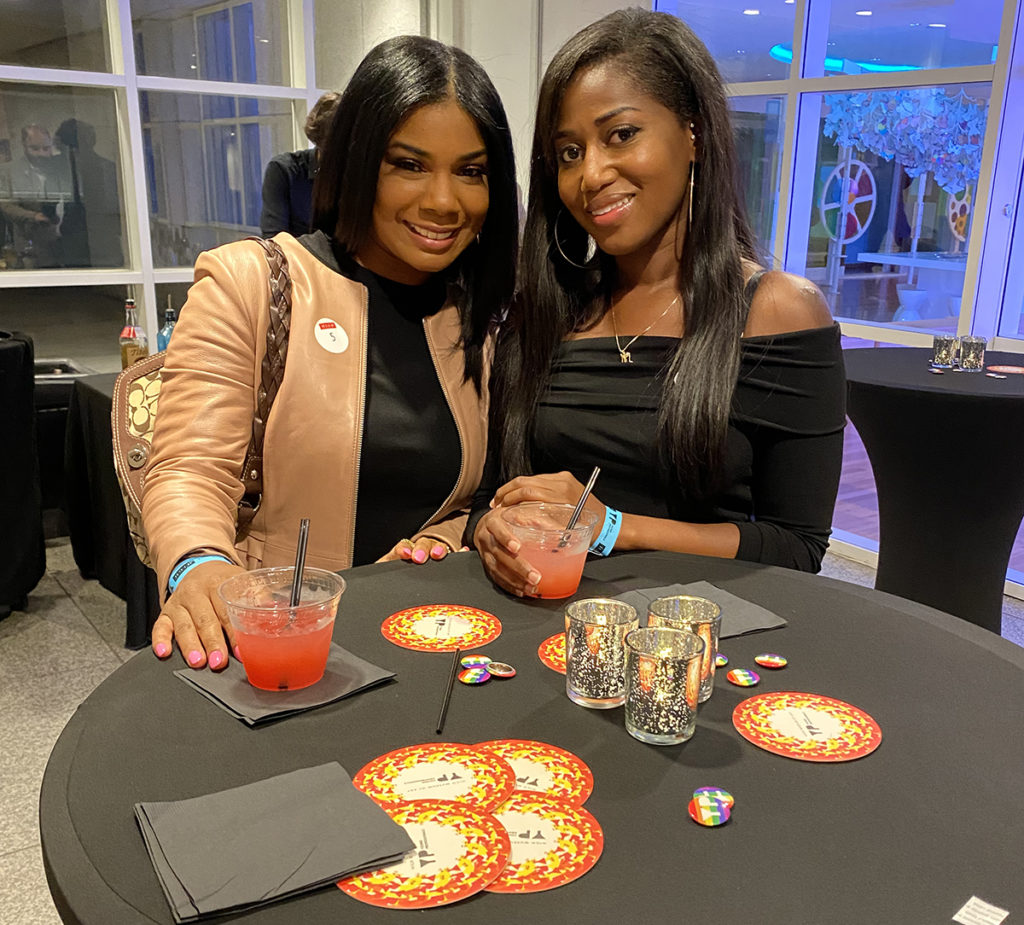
952, 896, 1010, 925
314, 317, 348, 354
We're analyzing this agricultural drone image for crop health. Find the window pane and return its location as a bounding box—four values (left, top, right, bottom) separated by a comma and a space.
0, 84, 128, 270
797, 83, 991, 333
131, 0, 290, 85
998, 159, 1024, 339
655, 0, 794, 83
0, 1, 110, 71
730, 95, 785, 258
140, 91, 291, 267
0, 286, 126, 372
811, 0, 1001, 76
314, 0, 422, 92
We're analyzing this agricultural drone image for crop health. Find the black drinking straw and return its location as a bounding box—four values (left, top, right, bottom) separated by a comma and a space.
560, 466, 601, 546
436, 647, 461, 735
290, 518, 310, 606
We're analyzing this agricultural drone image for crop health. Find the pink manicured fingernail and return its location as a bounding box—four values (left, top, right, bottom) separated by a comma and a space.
431, 545, 445, 557
208, 651, 224, 670
398, 546, 412, 559
412, 549, 427, 563
233, 645, 242, 660
187, 650, 203, 667
154, 642, 169, 658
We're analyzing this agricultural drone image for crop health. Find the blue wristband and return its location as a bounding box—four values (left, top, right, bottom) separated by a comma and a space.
589, 507, 622, 557
167, 554, 233, 594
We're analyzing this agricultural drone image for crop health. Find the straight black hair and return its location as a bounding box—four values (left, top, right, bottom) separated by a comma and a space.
495, 8, 757, 501
312, 35, 518, 391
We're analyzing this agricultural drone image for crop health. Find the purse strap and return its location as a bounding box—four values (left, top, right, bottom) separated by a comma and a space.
237, 237, 292, 532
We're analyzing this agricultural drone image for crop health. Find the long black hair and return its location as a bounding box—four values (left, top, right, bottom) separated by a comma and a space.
495, 8, 757, 500
312, 35, 518, 392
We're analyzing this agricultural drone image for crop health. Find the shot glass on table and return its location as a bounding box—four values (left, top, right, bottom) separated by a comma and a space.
564, 598, 639, 709
624, 626, 705, 745
959, 335, 986, 371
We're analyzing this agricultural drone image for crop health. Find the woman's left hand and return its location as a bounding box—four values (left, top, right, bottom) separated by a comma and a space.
492, 472, 606, 523
379, 537, 459, 564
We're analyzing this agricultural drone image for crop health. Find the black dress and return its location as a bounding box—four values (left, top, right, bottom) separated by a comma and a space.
472, 324, 846, 573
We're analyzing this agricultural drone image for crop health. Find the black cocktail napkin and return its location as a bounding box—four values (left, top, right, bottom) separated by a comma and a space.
174, 643, 395, 725
616, 580, 787, 637
135, 762, 413, 922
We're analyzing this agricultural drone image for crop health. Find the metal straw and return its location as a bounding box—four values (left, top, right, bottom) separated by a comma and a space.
560, 466, 601, 546
289, 518, 310, 606
436, 647, 461, 735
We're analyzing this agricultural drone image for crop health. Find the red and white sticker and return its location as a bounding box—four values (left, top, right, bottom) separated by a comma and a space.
337, 799, 510, 908
353, 742, 516, 811
381, 604, 502, 652
486, 792, 603, 893
314, 317, 349, 354
477, 739, 594, 805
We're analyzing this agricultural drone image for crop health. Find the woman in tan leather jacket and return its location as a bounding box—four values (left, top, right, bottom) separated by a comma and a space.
143, 36, 518, 670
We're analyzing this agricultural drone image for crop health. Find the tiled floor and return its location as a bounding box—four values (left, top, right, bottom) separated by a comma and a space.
3, 539, 1023, 923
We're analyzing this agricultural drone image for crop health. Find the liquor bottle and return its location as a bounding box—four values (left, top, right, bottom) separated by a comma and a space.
157, 303, 177, 352
119, 297, 149, 369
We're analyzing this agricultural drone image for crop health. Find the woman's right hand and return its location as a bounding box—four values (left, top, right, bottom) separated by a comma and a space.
473, 507, 543, 598
151, 560, 244, 669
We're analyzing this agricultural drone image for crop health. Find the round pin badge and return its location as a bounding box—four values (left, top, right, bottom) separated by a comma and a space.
754, 653, 788, 669
313, 317, 349, 354
986, 372, 1008, 379
929, 368, 944, 375
461, 654, 492, 668
458, 667, 491, 685
692, 786, 734, 809
486, 661, 516, 678
688, 795, 731, 827
726, 668, 760, 687
715, 653, 728, 668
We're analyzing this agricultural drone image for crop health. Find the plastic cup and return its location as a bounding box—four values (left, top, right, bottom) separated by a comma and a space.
218, 567, 345, 691
501, 502, 600, 599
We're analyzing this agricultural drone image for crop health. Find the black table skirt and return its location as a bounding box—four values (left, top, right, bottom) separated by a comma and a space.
844, 347, 1024, 633
41, 551, 1024, 925
64, 374, 160, 647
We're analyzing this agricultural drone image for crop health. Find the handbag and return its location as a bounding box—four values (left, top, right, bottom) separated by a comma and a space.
112, 238, 292, 568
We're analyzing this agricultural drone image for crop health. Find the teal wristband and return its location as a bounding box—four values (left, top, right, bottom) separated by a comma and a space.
167, 554, 232, 594
589, 507, 622, 557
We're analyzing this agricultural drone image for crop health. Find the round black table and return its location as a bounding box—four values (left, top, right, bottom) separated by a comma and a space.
844, 346, 1024, 633
41, 551, 1024, 924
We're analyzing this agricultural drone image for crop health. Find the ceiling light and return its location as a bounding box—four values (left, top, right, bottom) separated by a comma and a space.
928, 22, 947, 27
743, 9, 760, 14
855, 9, 872, 15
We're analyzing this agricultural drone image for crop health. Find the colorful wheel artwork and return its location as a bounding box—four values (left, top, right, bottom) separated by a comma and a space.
819, 159, 877, 244
947, 187, 972, 243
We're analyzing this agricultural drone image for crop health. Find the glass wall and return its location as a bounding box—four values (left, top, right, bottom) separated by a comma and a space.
0, 2, 111, 72
730, 95, 785, 258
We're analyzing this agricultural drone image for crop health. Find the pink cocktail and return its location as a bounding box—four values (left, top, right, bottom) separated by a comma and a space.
501, 503, 599, 599
219, 568, 345, 691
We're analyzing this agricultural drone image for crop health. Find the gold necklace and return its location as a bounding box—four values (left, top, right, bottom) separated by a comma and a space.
611, 294, 681, 364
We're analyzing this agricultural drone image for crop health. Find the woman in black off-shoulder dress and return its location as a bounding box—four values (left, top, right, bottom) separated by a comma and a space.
470, 8, 845, 597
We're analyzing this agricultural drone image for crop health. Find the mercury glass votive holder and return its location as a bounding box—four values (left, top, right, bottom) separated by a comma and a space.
646, 596, 721, 703
959, 335, 986, 371
565, 598, 639, 709
931, 334, 958, 369
625, 627, 705, 745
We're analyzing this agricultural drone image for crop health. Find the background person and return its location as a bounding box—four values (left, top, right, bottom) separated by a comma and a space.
143, 36, 518, 667
470, 9, 845, 597
259, 91, 341, 237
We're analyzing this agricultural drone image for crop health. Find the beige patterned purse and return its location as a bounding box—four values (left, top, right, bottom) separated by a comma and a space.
111, 238, 292, 568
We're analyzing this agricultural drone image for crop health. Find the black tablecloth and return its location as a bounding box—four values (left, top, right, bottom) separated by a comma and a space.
844, 347, 1024, 633
41, 551, 1024, 924
64, 373, 160, 647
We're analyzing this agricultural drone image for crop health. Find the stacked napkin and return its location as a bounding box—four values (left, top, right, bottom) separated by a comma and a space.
175, 643, 395, 725
615, 580, 787, 638
135, 762, 413, 922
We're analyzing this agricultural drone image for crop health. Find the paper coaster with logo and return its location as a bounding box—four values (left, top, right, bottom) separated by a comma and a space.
537, 632, 566, 674
381, 604, 501, 652
477, 739, 594, 805
486, 792, 603, 893
732, 691, 882, 762
353, 743, 516, 811
337, 799, 510, 908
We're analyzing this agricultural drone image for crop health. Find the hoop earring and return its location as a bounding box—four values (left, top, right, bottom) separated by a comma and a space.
553, 208, 597, 269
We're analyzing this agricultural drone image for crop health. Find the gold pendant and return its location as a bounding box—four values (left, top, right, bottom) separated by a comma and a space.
619, 350, 632, 364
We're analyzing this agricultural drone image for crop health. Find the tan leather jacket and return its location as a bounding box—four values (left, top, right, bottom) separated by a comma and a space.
143, 233, 489, 595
